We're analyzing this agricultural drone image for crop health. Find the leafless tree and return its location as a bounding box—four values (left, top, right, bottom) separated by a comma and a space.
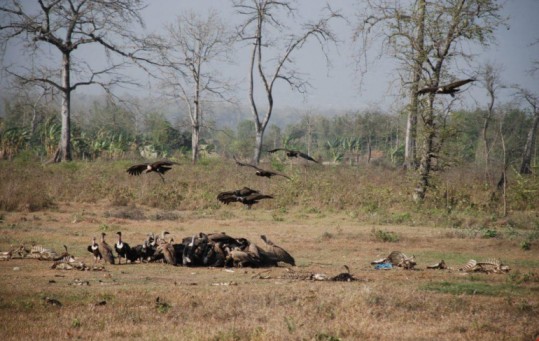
478, 63, 504, 184
515, 87, 539, 174
0, 0, 153, 162
155, 10, 235, 164
233, 0, 341, 164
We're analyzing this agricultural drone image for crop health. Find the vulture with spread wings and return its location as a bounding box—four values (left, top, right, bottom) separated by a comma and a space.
233, 156, 291, 180
417, 78, 475, 97
126, 160, 179, 182
217, 187, 273, 209
268, 148, 319, 163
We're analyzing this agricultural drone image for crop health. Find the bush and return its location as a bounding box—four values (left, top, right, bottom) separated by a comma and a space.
371, 228, 400, 243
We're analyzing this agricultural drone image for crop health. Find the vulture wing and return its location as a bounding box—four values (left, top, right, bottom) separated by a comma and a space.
416, 86, 437, 95
442, 78, 475, 91
126, 164, 149, 176
233, 155, 259, 170
297, 151, 319, 163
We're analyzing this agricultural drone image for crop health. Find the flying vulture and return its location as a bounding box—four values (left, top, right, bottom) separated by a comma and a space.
233, 156, 291, 180
126, 160, 179, 182
417, 78, 475, 97
217, 187, 273, 209
267, 148, 319, 163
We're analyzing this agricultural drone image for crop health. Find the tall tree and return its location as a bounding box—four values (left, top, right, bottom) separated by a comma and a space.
414, 0, 504, 201
478, 63, 503, 184
233, 0, 340, 164
516, 88, 539, 174
156, 10, 234, 164
0, 0, 150, 162
357, 0, 427, 170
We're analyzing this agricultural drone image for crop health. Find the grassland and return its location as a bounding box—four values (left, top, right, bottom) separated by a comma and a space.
0, 160, 538, 340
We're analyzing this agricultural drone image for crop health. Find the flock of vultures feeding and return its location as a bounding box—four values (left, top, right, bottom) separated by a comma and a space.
84, 231, 296, 268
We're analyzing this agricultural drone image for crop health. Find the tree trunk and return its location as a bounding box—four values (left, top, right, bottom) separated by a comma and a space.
58, 53, 72, 162
415, 95, 435, 202
253, 125, 264, 164
191, 124, 200, 164
482, 111, 492, 183
403, 0, 426, 171
520, 111, 539, 174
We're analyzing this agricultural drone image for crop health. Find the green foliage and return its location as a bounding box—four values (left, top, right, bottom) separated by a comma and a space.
481, 229, 498, 238
520, 240, 531, 251
371, 228, 400, 242
71, 318, 81, 328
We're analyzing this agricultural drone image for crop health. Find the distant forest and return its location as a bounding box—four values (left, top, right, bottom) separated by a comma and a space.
0, 92, 535, 175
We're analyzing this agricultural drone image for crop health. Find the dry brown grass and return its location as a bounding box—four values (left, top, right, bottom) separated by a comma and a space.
0, 160, 538, 340
0, 200, 538, 341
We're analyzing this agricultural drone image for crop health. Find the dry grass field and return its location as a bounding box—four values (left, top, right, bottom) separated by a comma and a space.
1, 161, 538, 340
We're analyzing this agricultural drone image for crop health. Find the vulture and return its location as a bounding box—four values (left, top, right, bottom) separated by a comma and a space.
331, 265, 358, 282
260, 235, 295, 266
87, 237, 102, 264
268, 148, 319, 163
98, 232, 115, 265
114, 232, 136, 264
417, 78, 475, 97
154, 238, 177, 266
126, 160, 179, 182
233, 156, 291, 180
217, 187, 273, 209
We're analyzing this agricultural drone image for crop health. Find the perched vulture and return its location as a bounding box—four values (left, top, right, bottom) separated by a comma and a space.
267, 148, 319, 163
98, 232, 115, 265
417, 78, 475, 97
126, 160, 179, 182
233, 156, 290, 180
217, 187, 273, 208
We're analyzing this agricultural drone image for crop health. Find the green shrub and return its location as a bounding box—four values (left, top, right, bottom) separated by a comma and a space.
371, 228, 400, 242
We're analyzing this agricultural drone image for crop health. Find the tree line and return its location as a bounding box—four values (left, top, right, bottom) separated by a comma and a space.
1, 91, 535, 177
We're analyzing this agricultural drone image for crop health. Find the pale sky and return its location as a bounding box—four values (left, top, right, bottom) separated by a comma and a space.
2, 0, 538, 115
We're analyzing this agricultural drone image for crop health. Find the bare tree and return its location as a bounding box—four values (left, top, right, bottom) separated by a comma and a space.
0, 0, 151, 162
479, 63, 503, 184
156, 10, 235, 164
515, 87, 539, 174
233, 0, 340, 164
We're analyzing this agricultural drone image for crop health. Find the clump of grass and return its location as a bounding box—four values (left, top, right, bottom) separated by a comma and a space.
315, 333, 342, 341
320, 231, 334, 240
481, 229, 498, 238
520, 240, 531, 251
371, 228, 399, 242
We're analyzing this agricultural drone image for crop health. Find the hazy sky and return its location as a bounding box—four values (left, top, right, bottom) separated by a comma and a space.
2, 0, 539, 114
140, 0, 539, 113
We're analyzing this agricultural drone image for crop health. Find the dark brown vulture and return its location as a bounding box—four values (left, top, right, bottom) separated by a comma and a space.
233, 156, 291, 180
260, 235, 295, 266
268, 148, 319, 163
217, 187, 273, 209
126, 160, 179, 182
417, 78, 475, 97
98, 232, 115, 265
